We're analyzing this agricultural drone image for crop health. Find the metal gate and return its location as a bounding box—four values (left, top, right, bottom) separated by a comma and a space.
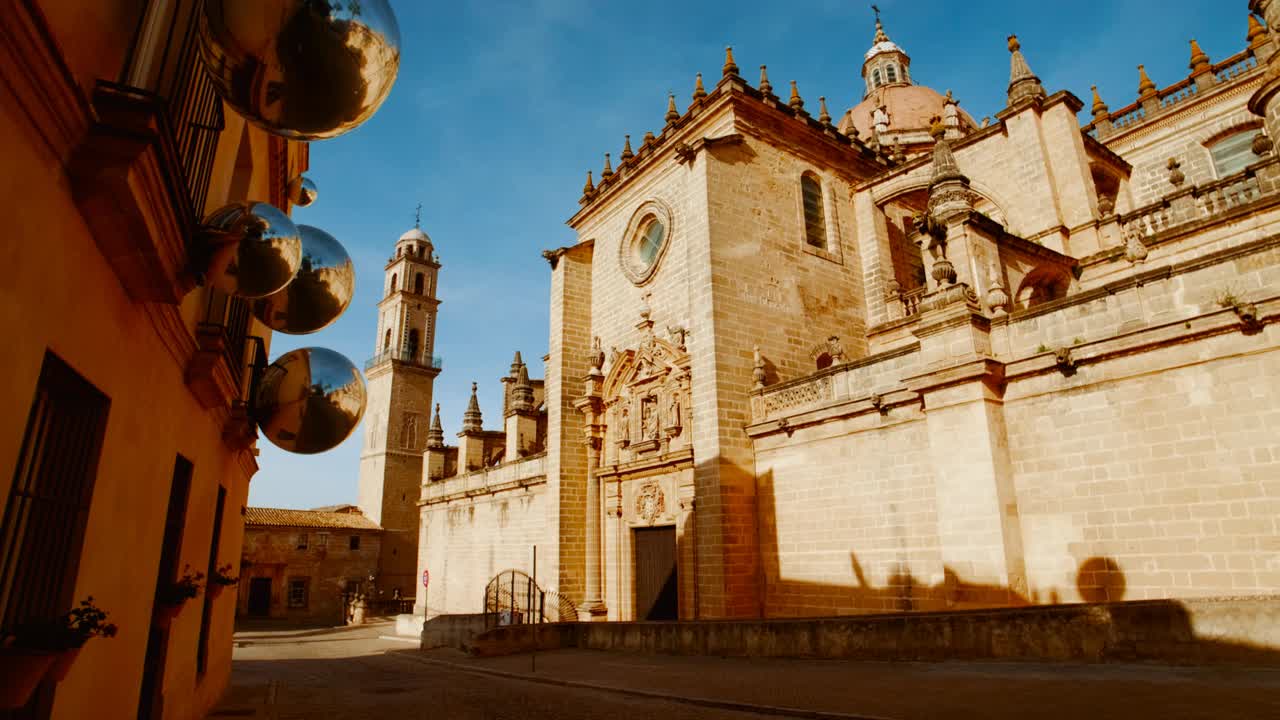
482, 569, 577, 629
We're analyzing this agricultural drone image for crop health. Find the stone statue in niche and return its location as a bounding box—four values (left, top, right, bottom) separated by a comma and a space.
641, 396, 658, 440
618, 407, 630, 446
665, 392, 682, 437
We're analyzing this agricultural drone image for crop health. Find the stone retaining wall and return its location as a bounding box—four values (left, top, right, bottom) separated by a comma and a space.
458, 596, 1280, 665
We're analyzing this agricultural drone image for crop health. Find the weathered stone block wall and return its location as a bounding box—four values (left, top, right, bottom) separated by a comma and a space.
238, 527, 383, 623
1005, 327, 1280, 603
420, 485, 547, 616
755, 414, 941, 616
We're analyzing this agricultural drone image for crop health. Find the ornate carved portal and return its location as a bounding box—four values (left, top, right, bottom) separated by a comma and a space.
601, 335, 692, 464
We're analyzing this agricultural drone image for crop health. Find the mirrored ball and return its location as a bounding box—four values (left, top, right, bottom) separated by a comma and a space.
254, 347, 367, 454
202, 201, 302, 298
288, 174, 318, 207
251, 225, 354, 335
200, 0, 401, 140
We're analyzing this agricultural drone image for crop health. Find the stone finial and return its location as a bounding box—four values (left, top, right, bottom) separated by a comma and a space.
723, 46, 739, 77
873, 12, 890, 44
1249, 13, 1268, 48
665, 93, 680, 123
1006, 34, 1046, 105
1125, 232, 1149, 264
788, 80, 804, 112
621, 135, 634, 161
758, 65, 774, 96
509, 350, 524, 378
601, 152, 613, 179
1167, 157, 1185, 187
692, 73, 708, 101
582, 170, 595, 196
1090, 85, 1110, 119
643, 130, 656, 147
752, 345, 767, 390
1137, 64, 1157, 99
511, 361, 535, 414
462, 382, 483, 433
927, 115, 972, 219
818, 96, 832, 125
1189, 39, 1210, 73
986, 263, 1011, 315
1252, 131, 1273, 156
843, 109, 860, 138
427, 403, 445, 449
587, 336, 605, 376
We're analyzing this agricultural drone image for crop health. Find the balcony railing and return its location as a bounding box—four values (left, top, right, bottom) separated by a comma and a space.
119, 0, 224, 220
365, 350, 444, 372
1117, 159, 1279, 247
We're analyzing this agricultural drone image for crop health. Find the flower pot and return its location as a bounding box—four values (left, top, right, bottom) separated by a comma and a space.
154, 601, 184, 623
46, 646, 82, 683
0, 647, 58, 709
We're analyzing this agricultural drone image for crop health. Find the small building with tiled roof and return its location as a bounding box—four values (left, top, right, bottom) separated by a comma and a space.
237, 507, 385, 623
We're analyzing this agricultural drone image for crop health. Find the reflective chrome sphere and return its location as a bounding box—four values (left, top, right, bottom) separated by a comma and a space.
254, 347, 367, 454
202, 202, 303, 298
288, 174, 318, 207
200, 0, 401, 140
251, 225, 354, 335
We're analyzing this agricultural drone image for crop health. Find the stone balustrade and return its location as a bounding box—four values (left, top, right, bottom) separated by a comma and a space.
1117, 158, 1280, 247
421, 452, 547, 504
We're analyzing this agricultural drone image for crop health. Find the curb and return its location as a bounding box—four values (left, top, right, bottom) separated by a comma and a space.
387, 651, 897, 720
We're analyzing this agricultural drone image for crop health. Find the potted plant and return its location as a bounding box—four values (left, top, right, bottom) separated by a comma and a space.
208, 563, 239, 596
156, 565, 204, 620
0, 597, 118, 707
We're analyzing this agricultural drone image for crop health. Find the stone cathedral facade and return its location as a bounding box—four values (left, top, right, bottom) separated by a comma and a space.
415, 7, 1280, 623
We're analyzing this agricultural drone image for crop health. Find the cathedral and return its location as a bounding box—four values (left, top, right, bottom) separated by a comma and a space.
359, 6, 1280, 623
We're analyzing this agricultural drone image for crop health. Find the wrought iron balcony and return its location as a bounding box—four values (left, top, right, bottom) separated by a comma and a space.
365, 350, 443, 372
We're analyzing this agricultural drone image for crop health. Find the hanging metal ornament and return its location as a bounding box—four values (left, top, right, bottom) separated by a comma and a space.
253, 347, 367, 454
251, 225, 354, 334
199, 0, 401, 140
201, 201, 302, 298
288, 174, 319, 207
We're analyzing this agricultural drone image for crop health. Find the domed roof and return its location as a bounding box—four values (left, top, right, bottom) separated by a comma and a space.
839, 85, 977, 140
865, 40, 903, 61
397, 227, 432, 248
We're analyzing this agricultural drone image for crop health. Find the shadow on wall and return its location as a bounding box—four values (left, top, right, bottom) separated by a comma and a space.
748, 467, 1280, 662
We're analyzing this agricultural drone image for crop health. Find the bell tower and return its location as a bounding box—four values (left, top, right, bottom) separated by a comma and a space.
357, 219, 442, 597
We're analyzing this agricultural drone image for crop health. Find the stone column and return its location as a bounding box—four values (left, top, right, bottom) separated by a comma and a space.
582, 436, 606, 617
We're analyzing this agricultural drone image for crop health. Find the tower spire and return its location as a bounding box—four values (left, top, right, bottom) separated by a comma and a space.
462, 382, 483, 433
1006, 35, 1046, 106
426, 403, 444, 449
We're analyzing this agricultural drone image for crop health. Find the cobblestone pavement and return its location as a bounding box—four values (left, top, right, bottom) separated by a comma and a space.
214, 623, 816, 719
214, 623, 1280, 720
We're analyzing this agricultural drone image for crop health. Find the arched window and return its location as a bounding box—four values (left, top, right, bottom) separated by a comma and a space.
406, 329, 420, 361
801, 174, 827, 249
886, 64, 898, 83
383, 329, 392, 351
389, 273, 397, 295
872, 69, 882, 88
1209, 128, 1263, 178
414, 273, 425, 294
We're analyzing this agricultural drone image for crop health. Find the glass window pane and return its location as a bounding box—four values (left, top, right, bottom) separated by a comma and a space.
1211, 130, 1260, 178
802, 176, 827, 248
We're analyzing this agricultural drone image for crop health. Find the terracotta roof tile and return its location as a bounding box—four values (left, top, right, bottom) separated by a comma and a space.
244, 507, 381, 531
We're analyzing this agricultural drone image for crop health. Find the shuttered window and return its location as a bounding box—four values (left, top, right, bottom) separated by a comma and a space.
801, 174, 828, 249
0, 352, 110, 631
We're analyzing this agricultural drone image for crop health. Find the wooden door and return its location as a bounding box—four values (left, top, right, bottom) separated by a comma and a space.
633, 526, 677, 620
248, 577, 272, 616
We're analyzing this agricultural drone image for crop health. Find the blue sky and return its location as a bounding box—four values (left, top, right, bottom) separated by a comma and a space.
249, 0, 1250, 508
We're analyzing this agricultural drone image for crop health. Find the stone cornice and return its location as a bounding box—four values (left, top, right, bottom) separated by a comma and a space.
1101, 66, 1265, 147
596, 447, 694, 481
0, 0, 91, 164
